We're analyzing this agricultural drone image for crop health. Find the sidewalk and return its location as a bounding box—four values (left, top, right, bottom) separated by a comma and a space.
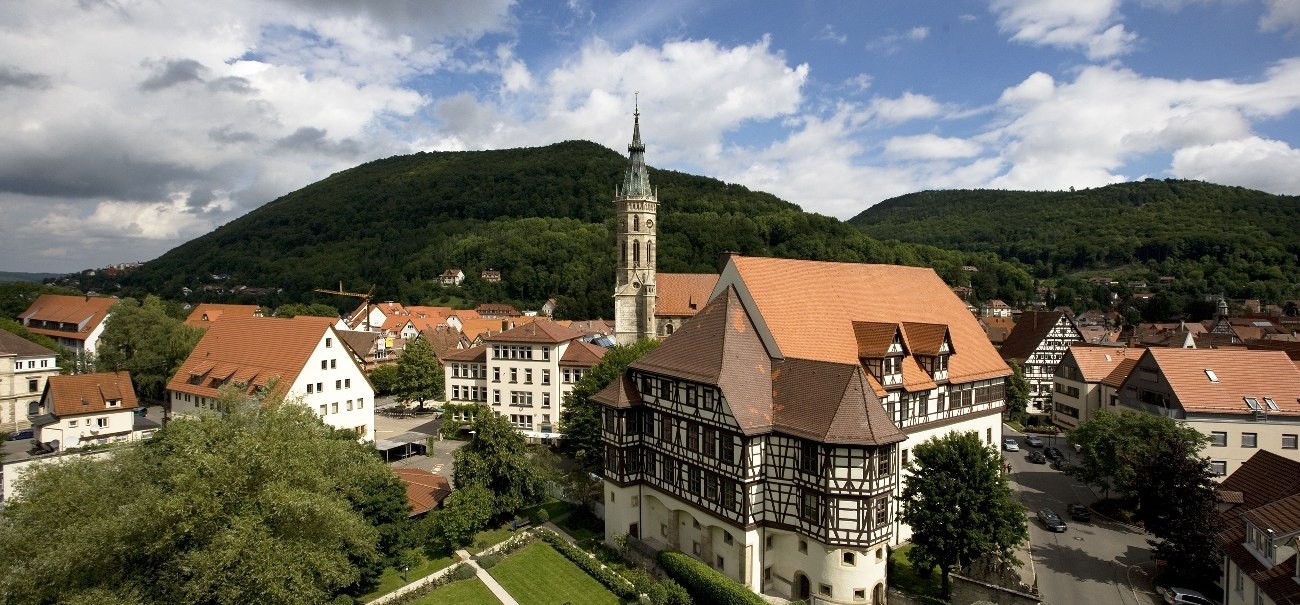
456, 549, 519, 605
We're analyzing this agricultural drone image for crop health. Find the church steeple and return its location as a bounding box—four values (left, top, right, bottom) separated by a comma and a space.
613, 96, 659, 346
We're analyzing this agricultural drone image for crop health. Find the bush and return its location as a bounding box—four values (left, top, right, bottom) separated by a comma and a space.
661, 578, 691, 605
532, 507, 550, 525
538, 529, 638, 600
657, 550, 767, 605
452, 563, 477, 581
476, 553, 501, 569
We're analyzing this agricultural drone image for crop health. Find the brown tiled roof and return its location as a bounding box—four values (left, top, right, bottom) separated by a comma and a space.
485, 320, 585, 344
633, 286, 776, 436
1219, 450, 1300, 511
46, 371, 137, 417
423, 325, 468, 359
999, 311, 1073, 364
655, 273, 719, 317
0, 328, 56, 357
393, 468, 451, 516
19, 294, 117, 341
1216, 450, 1300, 605
459, 317, 539, 342
1100, 358, 1139, 388
337, 330, 381, 357
1249, 339, 1300, 362
166, 316, 337, 398
560, 340, 606, 367
558, 319, 615, 335
852, 322, 900, 358
901, 322, 950, 357
729, 256, 1009, 384
1243, 493, 1300, 536
1067, 345, 1143, 383
475, 303, 521, 317
1139, 348, 1300, 415
184, 303, 263, 326
441, 345, 487, 363
771, 358, 905, 446
592, 374, 643, 409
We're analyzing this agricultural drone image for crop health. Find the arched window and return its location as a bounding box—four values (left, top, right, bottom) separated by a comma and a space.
632, 240, 641, 267
633, 215, 640, 232
648, 241, 655, 266
666, 323, 674, 335
621, 241, 627, 265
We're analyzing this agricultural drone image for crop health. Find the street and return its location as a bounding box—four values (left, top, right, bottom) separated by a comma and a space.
1004, 425, 1161, 605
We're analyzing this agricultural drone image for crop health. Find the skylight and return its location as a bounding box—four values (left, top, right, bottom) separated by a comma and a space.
1205, 369, 1219, 383
1245, 397, 1263, 412
1264, 397, 1279, 411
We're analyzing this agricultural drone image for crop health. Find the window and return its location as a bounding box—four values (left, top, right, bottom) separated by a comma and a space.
1210, 460, 1227, 476
877, 451, 891, 478
493, 367, 501, 382
800, 439, 819, 473
96, 417, 107, 428
329, 359, 336, 368
493, 390, 501, 405
1210, 431, 1227, 447
986, 427, 993, 445
874, 497, 889, 526
316, 382, 323, 393
28, 379, 38, 392
307, 384, 315, 394
765, 535, 773, 550
525, 369, 532, 384
901, 449, 909, 467
819, 584, 832, 597
335, 379, 342, 390
723, 531, 733, 545
800, 490, 819, 522
345, 379, 351, 388
69, 420, 78, 427
346, 400, 353, 411
842, 551, 856, 566
357, 398, 364, 409
331, 402, 339, 414
542, 347, 550, 360
798, 539, 808, 554
1243, 433, 1258, 448
1284, 434, 1298, 450
542, 369, 550, 385
321, 360, 328, 370
542, 392, 551, 408
510, 368, 518, 383
319, 404, 327, 415
716, 555, 725, 569
854, 588, 867, 601
1245, 397, 1263, 412
325, 337, 332, 348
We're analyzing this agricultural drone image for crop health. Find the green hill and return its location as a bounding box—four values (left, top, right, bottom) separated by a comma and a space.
122, 141, 1035, 318
848, 179, 1300, 305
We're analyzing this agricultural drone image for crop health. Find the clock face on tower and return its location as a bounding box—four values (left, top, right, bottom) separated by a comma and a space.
645, 219, 654, 228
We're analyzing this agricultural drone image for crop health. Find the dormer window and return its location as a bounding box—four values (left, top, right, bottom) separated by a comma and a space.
1245, 522, 1277, 565
106, 399, 121, 408
1245, 397, 1263, 412
883, 356, 901, 375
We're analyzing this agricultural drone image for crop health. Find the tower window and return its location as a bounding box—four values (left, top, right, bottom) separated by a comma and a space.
633, 215, 639, 232
633, 240, 640, 266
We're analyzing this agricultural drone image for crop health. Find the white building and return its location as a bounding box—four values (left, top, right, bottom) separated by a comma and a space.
1050, 345, 1142, 429
166, 316, 375, 440
596, 254, 1011, 605
442, 320, 605, 442
999, 310, 1084, 413
0, 329, 59, 432
30, 371, 155, 451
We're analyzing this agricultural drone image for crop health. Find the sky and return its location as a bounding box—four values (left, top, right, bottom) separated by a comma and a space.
2, 0, 1299, 274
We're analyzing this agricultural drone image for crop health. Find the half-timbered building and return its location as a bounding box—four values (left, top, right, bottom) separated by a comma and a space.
999, 310, 1084, 413
595, 255, 1011, 605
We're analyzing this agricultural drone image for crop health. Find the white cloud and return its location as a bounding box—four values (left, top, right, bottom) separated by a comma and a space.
845, 73, 874, 93
868, 92, 947, 123
867, 26, 931, 53
988, 0, 1137, 59
884, 134, 983, 159
1261, 0, 1300, 32
817, 25, 847, 44
1172, 137, 1300, 194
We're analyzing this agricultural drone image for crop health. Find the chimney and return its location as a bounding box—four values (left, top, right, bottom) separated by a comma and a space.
718, 251, 738, 272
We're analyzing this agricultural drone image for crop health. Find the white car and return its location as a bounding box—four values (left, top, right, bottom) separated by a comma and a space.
1003, 437, 1019, 452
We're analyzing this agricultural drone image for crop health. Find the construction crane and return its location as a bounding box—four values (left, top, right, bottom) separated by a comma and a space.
315, 281, 376, 331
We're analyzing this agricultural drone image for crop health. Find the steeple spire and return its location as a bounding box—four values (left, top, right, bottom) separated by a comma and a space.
622, 93, 651, 197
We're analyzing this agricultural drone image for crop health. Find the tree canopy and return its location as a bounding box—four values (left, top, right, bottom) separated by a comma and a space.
451, 408, 550, 517
1135, 435, 1220, 583
394, 336, 442, 408
559, 338, 661, 472
1005, 361, 1030, 423
1066, 410, 1208, 499
899, 431, 1028, 597
94, 295, 205, 401
0, 387, 410, 604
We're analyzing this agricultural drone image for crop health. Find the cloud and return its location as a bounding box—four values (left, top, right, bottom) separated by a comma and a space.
0, 65, 51, 89
1260, 0, 1300, 32
884, 134, 983, 159
1172, 137, 1300, 194
988, 0, 1137, 59
868, 92, 947, 123
817, 25, 847, 44
139, 58, 208, 91
866, 26, 930, 53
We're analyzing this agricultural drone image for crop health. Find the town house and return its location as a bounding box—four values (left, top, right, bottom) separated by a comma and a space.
1217, 450, 1300, 605
17, 294, 117, 354
30, 371, 153, 452
999, 310, 1084, 413
0, 329, 59, 432
1051, 345, 1142, 429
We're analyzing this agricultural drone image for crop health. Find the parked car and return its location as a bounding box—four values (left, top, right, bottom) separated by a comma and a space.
1037, 508, 1067, 532
1003, 437, 1019, 452
1044, 446, 1063, 460
1027, 450, 1047, 464
1024, 435, 1044, 448
1160, 586, 1219, 605
7, 428, 34, 440
1067, 502, 1091, 522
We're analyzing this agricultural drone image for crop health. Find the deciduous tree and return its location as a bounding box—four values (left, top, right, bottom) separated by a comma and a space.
1136, 434, 1220, 582
274, 302, 339, 318
900, 431, 1028, 598
420, 485, 494, 554
452, 409, 547, 516
95, 296, 204, 400
1067, 410, 1208, 499
1005, 361, 1030, 423
559, 338, 660, 472
394, 336, 442, 409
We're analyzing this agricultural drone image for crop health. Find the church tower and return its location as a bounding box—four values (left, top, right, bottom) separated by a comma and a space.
613, 101, 658, 345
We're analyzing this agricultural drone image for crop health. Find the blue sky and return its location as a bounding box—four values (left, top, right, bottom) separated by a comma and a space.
1, 0, 1297, 273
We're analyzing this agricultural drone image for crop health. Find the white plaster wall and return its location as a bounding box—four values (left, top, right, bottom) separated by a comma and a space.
894, 408, 1003, 544
291, 331, 375, 440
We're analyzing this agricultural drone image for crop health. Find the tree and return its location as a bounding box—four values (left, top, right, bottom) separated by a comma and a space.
1005, 361, 1030, 423
0, 387, 406, 604
274, 302, 339, 318
1135, 436, 1220, 582
452, 409, 547, 516
368, 364, 398, 396
420, 485, 494, 554
900, 431, 1028, 598
394, 336, 442, 409
559, 338, 660, 471
1067, 410, 1208, 500
95, 296, 205, 401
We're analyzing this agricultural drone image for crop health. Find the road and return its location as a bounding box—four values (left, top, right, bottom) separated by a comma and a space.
1004, 426, 1161, 605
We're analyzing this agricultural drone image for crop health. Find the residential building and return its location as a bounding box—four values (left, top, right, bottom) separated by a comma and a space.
1114, 347, 1300, 477
30, 371, 155, 452
183, 303, 264, 326
394, 468, 452, 517
480, 269, 502, 283
0, 329, 59, 432
166, 316, 375, 440
1216, 450, 1300, 605
982, 299, 1013, 318
1051, 345, 1142, 429
336, 330, 403, 373
442, 320, 606, 442
440, 269, 465, 286
999, 310, 1084, 412
17, 294, 117, 354
596, 255, 1011, 604
476, 303, 522, 319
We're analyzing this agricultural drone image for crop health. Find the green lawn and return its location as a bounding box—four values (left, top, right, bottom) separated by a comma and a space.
489, 542, 620, 605
356, 550, 457, 603
410, 577, 500, 605
470, 527, 517, 554
889, 544, 944, 599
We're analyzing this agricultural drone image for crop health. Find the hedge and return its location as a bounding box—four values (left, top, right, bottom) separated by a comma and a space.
537, 530, 639, 600
657, 550, 768, 605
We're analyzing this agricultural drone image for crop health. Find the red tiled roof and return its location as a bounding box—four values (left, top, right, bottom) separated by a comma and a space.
166, 316, 337, 398
593, 374, 643, 409
485, 320, 586, 344
19, 294, 117, 342
560, 340, 606, 367
393, 468, 451, 516
184, 304, 263, 326
441, 345, 487, 363
0, 328, 56, 357
1067, 345, 1144, 383
1100, 358, 1139, 388
46, 371, 137, 417
1140, 348, 1300, 415
655, 273, 719, 317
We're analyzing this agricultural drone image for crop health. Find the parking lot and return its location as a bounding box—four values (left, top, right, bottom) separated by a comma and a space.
1004, 426, 1162, 605
373, 398, 465, 478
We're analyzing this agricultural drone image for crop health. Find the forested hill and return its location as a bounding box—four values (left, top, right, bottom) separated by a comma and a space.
122, 141, 1035, 318
848, 180, 1300, 302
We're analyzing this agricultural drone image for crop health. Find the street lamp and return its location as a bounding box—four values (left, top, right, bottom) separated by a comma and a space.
402, 565, 408, 582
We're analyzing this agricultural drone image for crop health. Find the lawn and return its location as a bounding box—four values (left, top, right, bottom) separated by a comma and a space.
411, 577, 500, 605
889, 544, 944, 600
356, 550, 457, 603
489, 542, 620, 605
470, 527, 517, 554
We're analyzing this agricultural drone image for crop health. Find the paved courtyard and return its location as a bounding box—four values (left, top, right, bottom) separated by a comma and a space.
373, 398, 465, 479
